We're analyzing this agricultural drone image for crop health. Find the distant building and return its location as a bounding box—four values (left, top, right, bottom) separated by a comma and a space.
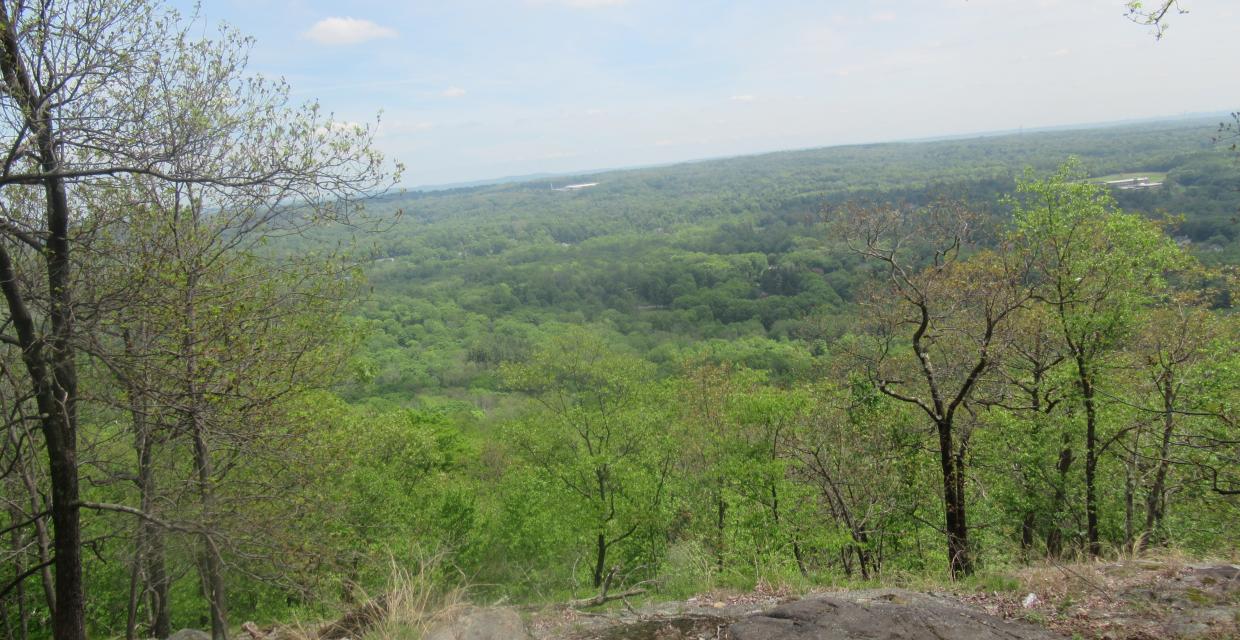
1103, 176, 1163, 190
551, 182, 599, 191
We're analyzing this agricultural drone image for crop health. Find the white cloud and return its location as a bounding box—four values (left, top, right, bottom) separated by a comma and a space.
1051, 47, 1071, 57
441, 86, 467, 98
729, 94, 756, 102
871, 10, 897, 22
303, 17, 397, 45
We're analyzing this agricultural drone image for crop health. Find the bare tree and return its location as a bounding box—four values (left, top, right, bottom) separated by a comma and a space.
1125, 1, 1187, 39
832, 201, 1032, 577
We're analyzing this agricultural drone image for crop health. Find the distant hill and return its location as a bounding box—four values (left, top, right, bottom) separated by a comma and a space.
396, 113, 1231, 196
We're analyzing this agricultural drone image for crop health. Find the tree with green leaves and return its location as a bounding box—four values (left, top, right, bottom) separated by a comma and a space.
979, 304, 1075, 556
1124, 294, 1238, 544
502, 329, 674, 589
0, 2, 393, 637
1009, 160, 1187, 556
94, 180, 361, 639
787, 375, 918, 579
673, 361, 811, 576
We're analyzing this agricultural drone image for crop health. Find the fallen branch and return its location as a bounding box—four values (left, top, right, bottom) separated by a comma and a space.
564, 566, 654, 609
568, 586, 650, 609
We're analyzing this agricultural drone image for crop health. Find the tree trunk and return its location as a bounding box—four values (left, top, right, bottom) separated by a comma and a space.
15, 451, 55, 614
137, 429, 172, 639
182, 269, 228, 640
6, 501, 30, 640
126, 359, 172, 640
40, 90, 86, 640
769, 481, 808, 578
1047, 431, 1073, 557
937, 421, 971, 577
45, 415, 85, 640
1081, 373, 1101, 557
592, 532, 607, 589
1143, 386, 1177, 544
198, 539, 228, 640
1071, 353, 1101, 558
715, 491, 726, 573
145, 524, 172, 639
1123, 426, 1143, 552
192, 428, 228, 640
1020, 510, 1036, 556
126, 539, 142, 640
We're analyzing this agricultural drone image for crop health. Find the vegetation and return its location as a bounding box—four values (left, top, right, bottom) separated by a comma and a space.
0, 2, 1237, 639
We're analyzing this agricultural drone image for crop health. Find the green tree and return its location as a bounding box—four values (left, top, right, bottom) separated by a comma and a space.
0, 2, 392, 637
1127, 297, 1236, 544
1009, 160, 1186, 556
502, 329, 673, 588
97, 182, 359, 639
982, 304, 1076, 556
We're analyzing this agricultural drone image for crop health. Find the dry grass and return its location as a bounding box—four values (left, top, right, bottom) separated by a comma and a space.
957, 550, 1240, 639
253, 552, 471, 640
362, 553, 470, 640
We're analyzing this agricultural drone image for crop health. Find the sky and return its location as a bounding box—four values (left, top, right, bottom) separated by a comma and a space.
175, 0, 1240, 187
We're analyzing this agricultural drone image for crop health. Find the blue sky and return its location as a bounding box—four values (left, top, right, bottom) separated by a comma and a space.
179, 0, 1240, 186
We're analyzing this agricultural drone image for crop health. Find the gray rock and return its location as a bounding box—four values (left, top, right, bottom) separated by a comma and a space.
167, 630, 211, 640
426, 606, 530, 640
728, 589, 1063, 640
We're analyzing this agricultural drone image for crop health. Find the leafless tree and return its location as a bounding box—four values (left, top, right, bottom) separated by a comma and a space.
832, 201, 1033, 577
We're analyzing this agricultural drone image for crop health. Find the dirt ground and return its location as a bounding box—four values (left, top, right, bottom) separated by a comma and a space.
961, 559, 1240, 639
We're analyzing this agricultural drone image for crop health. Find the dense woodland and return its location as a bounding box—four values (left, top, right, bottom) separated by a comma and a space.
0, 2, 1238, 640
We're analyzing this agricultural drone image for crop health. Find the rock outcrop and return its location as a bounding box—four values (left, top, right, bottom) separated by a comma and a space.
728, 589, 1061, 640
552, 588, 1063, 639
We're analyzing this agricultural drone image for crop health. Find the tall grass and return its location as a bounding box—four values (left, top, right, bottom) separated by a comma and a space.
363, 552, 469, 640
